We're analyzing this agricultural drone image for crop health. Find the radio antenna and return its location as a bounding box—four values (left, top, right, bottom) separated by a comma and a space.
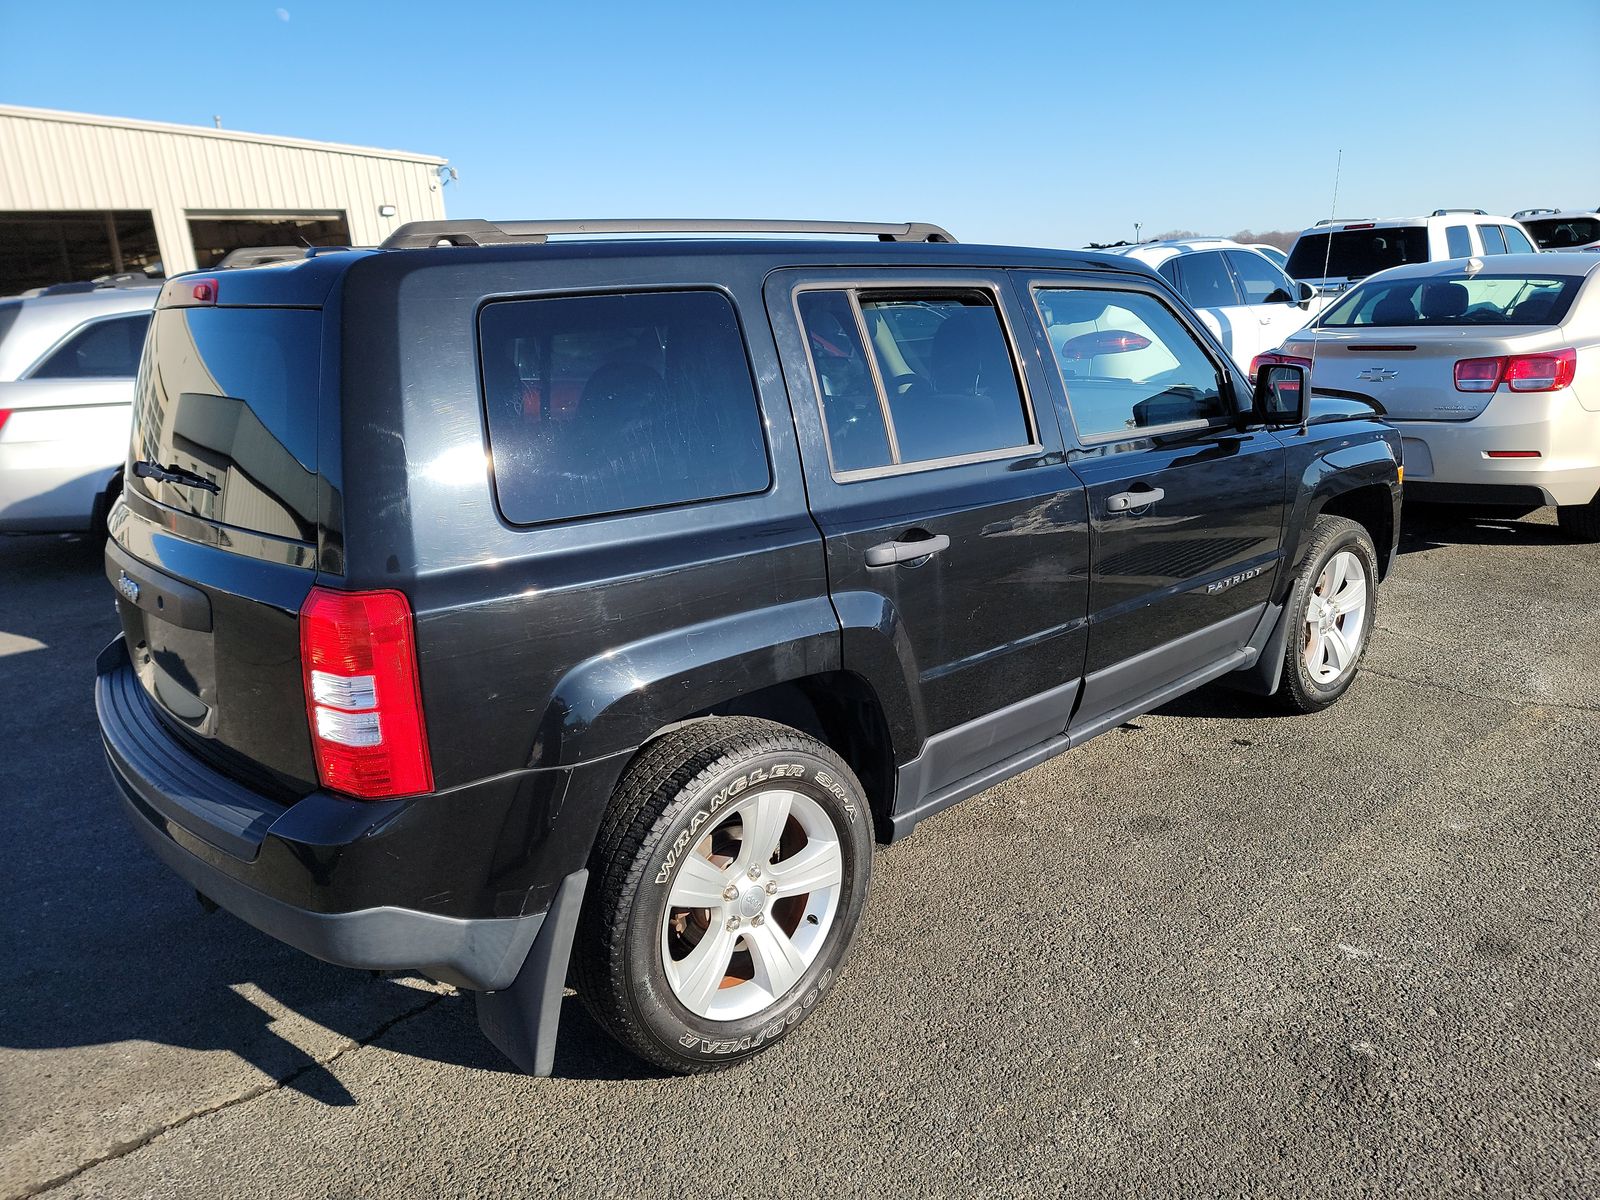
1304, 148, 1344, 433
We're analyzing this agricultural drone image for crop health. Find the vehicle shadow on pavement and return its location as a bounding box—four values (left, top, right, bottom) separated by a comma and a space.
1398, 504, 1572, 554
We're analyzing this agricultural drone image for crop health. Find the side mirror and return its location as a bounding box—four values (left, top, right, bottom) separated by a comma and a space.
1296, 280, 1318, 309
1254, 363, 1308, 427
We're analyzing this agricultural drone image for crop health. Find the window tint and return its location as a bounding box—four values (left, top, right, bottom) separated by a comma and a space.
797, 291, 892, 472
1225, 250, 1294, 304
31, 312, 150, 378
1445, 225, 1472, 257
1035, 288, 1226, 440
1479, 225, 1508, 254
796, 288, 1033, 474
480, 290, 769, 525
1157, 260, 1180, 289
1502, 224, 1536, 254
1318, 274, 1581, 327
1286, 227, 1430, 280
1174, 252, 1242, 308
1524, 217, 1600, 249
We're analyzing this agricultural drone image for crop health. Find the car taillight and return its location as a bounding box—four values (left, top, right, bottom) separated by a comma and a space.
1456, 348, 1576, 393
1454, 357, 1505, 392
299, 586, 433, 799
158, 276, 219, 308
0, 410, 10, 434
1505, 348, 1576, 392
1249, 351, 1314, 376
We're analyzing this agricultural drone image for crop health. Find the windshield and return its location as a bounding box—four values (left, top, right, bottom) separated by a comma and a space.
1287, 227, 1430, 281
1522, 217, 1600, 249
1318, 273, 1582, 328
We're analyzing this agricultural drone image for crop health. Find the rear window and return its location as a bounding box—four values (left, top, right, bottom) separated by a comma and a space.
1287, 227, 1430, 281
1318, 274, 1582, 328
129, 307, 322, 542
1522, 218, 1597, 249
479, 290, 770, 525
31, 312, 151, 378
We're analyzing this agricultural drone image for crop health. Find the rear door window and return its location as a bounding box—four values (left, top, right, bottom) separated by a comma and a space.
1479, 225, 1508, 254
1502, 225, 1536, 254
29, 312, 151, 378
1445, 225, 1472, 257
1174, 252, 1242, 308
479, 290, 770, 525
795, 288, 1034, 475
1034, 287, 1227, 440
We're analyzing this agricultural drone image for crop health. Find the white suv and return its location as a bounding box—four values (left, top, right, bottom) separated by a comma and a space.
1095, 238, 1326, 373
1514, 209, 1600, 252
1285, 211, 1539, 294
0, 282, 157, 535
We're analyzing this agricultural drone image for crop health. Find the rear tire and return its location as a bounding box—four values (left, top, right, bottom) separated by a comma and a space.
1556, 499, 1600, 543
1275, 515, 1378, 714
573, 717, 872, 1073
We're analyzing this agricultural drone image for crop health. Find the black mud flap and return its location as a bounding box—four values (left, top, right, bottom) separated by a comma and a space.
475, 869, 588, 1076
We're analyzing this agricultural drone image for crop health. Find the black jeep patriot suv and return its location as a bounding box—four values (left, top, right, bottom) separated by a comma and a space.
97, 219, 1401, 1075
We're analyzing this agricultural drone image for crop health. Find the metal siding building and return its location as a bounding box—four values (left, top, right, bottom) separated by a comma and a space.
0, 104, 448, 292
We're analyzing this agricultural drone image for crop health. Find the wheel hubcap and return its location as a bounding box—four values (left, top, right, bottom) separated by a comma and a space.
1303, 549, 1369, 685
659, 788, 843, 1022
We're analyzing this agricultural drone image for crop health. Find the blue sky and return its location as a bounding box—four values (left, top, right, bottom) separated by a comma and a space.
3, 0, 1597, 248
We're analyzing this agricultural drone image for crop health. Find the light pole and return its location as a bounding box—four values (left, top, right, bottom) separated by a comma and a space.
1133, 222, 1142, 244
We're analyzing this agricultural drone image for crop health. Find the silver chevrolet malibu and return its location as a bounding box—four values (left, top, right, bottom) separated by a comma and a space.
1264, 253, 1600, 540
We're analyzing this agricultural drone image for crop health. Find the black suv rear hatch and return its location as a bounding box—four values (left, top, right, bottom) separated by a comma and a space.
114, 276, 334, 798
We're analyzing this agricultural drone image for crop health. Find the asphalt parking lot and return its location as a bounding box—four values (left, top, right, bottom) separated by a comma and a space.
2, 509, 1596, 1200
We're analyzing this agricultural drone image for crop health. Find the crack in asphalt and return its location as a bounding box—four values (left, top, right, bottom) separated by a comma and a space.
1360, 650, 1600, 717
16, 992, 448, 1200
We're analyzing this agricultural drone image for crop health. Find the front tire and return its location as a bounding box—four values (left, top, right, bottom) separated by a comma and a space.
573, 717, 872, 1073
1275, 515, 1378, 713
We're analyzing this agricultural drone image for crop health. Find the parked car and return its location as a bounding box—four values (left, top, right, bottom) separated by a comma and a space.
1264, 252, 1599, 539
97, 218, 1400, 1078
1514, 209, 1600, 252
1285, 211, 1539, 294
1247, 243, 1290, 270
0, 281, 156, 535
1096, 238, 1326, 374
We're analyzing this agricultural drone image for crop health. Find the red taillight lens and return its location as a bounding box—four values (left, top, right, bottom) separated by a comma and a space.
1454, 356, 1506, 392
1456, 349, 1576, 393
0, 409, 10, 434
1249, 351, 1314, 376
299, 586, 433, 799
1504, 347, 1576, 392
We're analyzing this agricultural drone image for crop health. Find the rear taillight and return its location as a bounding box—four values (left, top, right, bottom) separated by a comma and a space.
1454, 357, 1505, 392
299, 586, 433, 799
1249, 351, 1314, 376
1505, 347, 1576, 392
0, 410, 10, 434
1455, 348, 1576, 393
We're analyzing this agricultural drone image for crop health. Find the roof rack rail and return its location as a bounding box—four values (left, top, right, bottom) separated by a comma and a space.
380, 218, 957, 250
1512, 208, 1559, 218
1314, 217, 1375, 226
1431, 208, 1487, 216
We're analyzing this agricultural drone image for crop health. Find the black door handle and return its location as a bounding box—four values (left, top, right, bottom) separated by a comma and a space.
864, 532, 950, 568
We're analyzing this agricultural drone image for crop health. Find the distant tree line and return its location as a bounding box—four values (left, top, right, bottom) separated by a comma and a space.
1156, 228, 1299, 250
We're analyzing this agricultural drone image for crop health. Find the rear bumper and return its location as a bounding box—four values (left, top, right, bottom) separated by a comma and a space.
0, 453, 110, 530
1393, 392, 1600, 508
96, 636, 598, 991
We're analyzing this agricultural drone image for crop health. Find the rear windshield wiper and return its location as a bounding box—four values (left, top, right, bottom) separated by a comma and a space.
133, 460, 220, 494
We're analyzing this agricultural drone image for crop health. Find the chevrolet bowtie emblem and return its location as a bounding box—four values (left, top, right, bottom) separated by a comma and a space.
1357, 367, 1398, 382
